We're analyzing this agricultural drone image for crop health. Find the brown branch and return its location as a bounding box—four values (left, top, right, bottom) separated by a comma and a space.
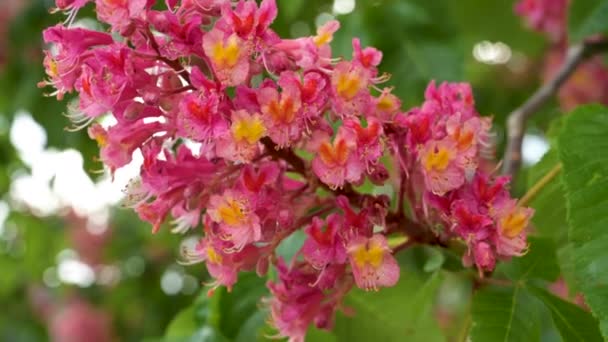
502, 39, 608, 177
260, 137, 307, 175
144, 27, 192, 85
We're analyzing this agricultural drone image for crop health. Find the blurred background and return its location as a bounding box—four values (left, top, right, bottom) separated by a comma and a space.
0, 0, 584, 340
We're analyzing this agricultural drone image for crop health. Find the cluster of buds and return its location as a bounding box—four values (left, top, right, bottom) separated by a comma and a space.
515, 0, 569, 43
42, 1, 533, 340
515, 0, 608, 110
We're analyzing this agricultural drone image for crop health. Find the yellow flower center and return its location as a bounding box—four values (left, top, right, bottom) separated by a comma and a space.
352, 240, 385, 269
206, 247, 223, 264
48, 58, 59, 78
232, 115, 266, 144
336, 72, 362, 100
500, 208, 529, 238
211, 35, 242, 68
217, 198, 248, 226
313, 32, 331, 46
422, 146, 452, 171
377, 93, 398, 112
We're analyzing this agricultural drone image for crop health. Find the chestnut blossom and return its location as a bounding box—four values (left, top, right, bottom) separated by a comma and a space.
515, 0, 569, 42
42, 1, 535, 340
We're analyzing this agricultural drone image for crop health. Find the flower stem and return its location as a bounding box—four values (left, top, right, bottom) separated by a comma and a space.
518, 163, 563, 207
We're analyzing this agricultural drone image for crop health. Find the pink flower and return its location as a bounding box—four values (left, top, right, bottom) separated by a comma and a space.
238, 162, 280, 194
207, 189, 262, 251
492, 199, 533, 258
515, 0, 569, 42
145, 10, 205, 60
302, 214, 347, 269
132, 142, 221, 233
203, 28, 250, 86
176, 91, 228, 142
55, 0, 91, 12
544, 48, 608, 111
297, 71, 329, 122
336, 195, 373, 237
257, 71, 303, 147
352, 38, 382, 70
76, 44, 143, 118
183, 236, 260, 291
95, 0, 151, 33
216, 110, 267, 163
422, 81, 477, 120
347, 234, 399, 291
273, 20, 340, 70
312, 130, 364, 189
218, 0, 277, 42
40, 25, 113, 99
331, 61, 372, 117
50, 300, 114, 342
342, 117, 384, 172
468, 241, 496, 272
267, 260, 340, 342
418, 138, 465, 195
450, 199, 493, 239
88, 119, 164, 172
373, 87, 402, 122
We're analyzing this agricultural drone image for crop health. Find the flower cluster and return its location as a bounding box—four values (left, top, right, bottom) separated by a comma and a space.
543, 47, 608, 111
42, 1, 533, 340
515, 0, 608, 110
515, 0, 569, 43
393, 82, 533, 274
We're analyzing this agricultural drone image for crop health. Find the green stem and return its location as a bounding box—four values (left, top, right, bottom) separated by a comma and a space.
518, 163, 563, 207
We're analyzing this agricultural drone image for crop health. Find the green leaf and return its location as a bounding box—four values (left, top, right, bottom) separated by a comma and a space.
558, 104, 608, 338
214, 272, 269, 340
529, 285, 602, 342
275, 229, 306, 263
499, 237, 560, 282
165, 307, 198, 339
165, 273, 269, 341
187, 327, 230, 342
470, 285, 542, 342
569, 0, 608, 41
423, 247, 446, 273
526, 150, 568, 242
332, 270, 445, 342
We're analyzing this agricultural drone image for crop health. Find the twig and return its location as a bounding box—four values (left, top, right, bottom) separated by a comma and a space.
144, 26, 192, 85
396, 169, 407, 218
518, 163, 562, 207
260, 137, 307, 175
502, 39, 608, 177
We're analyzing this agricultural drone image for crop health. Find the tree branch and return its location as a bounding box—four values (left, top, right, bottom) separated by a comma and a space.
260, 137, 307, 175
502, 39, 608, 177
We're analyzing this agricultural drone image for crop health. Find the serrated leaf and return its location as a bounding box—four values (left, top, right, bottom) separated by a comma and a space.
527, 150, 568, 242
529, 285, 602, 342
558, 104, 608, 339
332, 271, 445, 342
569, 0, 608, 41
470, 285, 542, 342
499, 237, 560, 282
